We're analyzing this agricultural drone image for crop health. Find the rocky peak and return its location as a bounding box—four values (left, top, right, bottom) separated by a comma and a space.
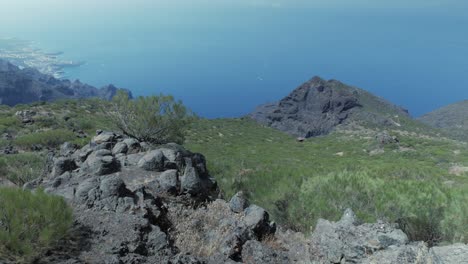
250, 76, 363, 138
250, 76, 410, 138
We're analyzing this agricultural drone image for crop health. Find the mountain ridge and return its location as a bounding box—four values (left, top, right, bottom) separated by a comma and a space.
0, 59, 132, 106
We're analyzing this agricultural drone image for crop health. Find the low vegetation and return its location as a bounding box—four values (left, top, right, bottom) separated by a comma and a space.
0, 153, 45, 186
104, 91, 193, 145
0, 188, 73, 263
1, 99, 468, 247
186, 118, 468, 244
14, 129, 77, 150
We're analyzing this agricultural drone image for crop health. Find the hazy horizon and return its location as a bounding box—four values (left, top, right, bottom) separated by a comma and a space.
1, 0, 468, 117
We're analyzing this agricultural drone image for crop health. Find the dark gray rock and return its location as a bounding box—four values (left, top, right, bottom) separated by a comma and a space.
244, 205, 276, 240
112, 142, 128, 155
138, 150, 166, 171
82, 150, 120, 176
157, 169, 178, 193
180, 166, 202, 194
429, 243, 468, 264
123, 138, 141, 154
93, 132, 117, 144
99, 175, 128, 198
51, 157, 77, 177
229, 191, 250, 213
363, 242, 430, 264
310, 209, 409, 263
59, 142, 77, 157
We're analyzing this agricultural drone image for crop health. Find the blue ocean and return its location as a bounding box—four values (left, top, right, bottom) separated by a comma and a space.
1, 7, 468, 117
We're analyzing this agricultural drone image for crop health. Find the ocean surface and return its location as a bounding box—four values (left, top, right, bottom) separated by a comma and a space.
1, 7, 468, 117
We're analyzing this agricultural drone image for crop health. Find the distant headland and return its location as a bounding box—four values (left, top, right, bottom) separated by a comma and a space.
0, 37, 85, 78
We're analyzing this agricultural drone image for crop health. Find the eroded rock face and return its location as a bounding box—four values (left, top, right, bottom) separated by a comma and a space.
250, 76, 362, 138
249, 76, 409, 138
28, 132, 468, 264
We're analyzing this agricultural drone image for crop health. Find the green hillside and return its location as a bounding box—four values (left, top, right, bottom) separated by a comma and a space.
0, 99, 468, 244
186, 118, 468, 242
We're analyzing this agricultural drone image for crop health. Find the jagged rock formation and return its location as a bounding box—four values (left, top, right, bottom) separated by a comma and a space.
24, 132, 468, 263
0, 59, 132, 106
419, 100, 468, 140
250, 76, 410, 138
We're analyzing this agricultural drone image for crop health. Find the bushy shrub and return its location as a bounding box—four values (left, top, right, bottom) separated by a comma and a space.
0, 116, 20, 134
0, 188, 73, 263
440, 189, 468, 243
104, 91, 193, 145
0, 153, 45, 185
297, 170, 450, 245
14, 129, 76, 149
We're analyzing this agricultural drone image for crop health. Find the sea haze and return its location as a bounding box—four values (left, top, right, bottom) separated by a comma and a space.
1, 7, 468, 118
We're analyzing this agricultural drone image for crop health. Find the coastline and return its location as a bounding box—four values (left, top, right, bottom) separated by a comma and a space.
0, 37, 85, 78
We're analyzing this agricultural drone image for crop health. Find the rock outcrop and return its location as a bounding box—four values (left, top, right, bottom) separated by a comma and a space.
24, 132, 468, 263
250, 76, 410, 138
0, 59, 132, 106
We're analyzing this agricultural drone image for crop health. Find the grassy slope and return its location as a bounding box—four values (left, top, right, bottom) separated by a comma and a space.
186, 118, 468, 242
1, 99, 468, 243
0, 99, 112, 185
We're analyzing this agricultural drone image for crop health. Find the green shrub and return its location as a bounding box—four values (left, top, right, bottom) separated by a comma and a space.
0, 188, 73, 263
0, 116, 21, 134
14, 129, 76, 149
297, 170, 450, 245
105, 91, 193, 145
440, 189, 468, 243
0, 153, 45, 186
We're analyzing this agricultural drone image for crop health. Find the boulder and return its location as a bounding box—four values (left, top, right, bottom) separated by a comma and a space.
100, 175, 128, 198
157, 169, 178, 193
362, 242, 430, 264
244, 205, 276, 240
93, 132, 117, 144
59, 142, 77, 157
310, 209, 409, 263
123, 138, 142, 154
229, 191, 250, 213
51, 157, 77, 177
430, 243, 468, 263
82, 150, 120, 176
138, 150, 165, 171
180, 166, 202, 194
112, 142, 128, 155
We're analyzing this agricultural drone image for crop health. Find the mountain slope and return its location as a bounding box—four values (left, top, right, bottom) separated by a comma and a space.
0, 59, 131, 105
419, 100, 468, 140
250, 76, 413, 138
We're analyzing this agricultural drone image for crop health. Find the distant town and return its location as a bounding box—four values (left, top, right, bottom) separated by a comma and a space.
0, 37, 84, 78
